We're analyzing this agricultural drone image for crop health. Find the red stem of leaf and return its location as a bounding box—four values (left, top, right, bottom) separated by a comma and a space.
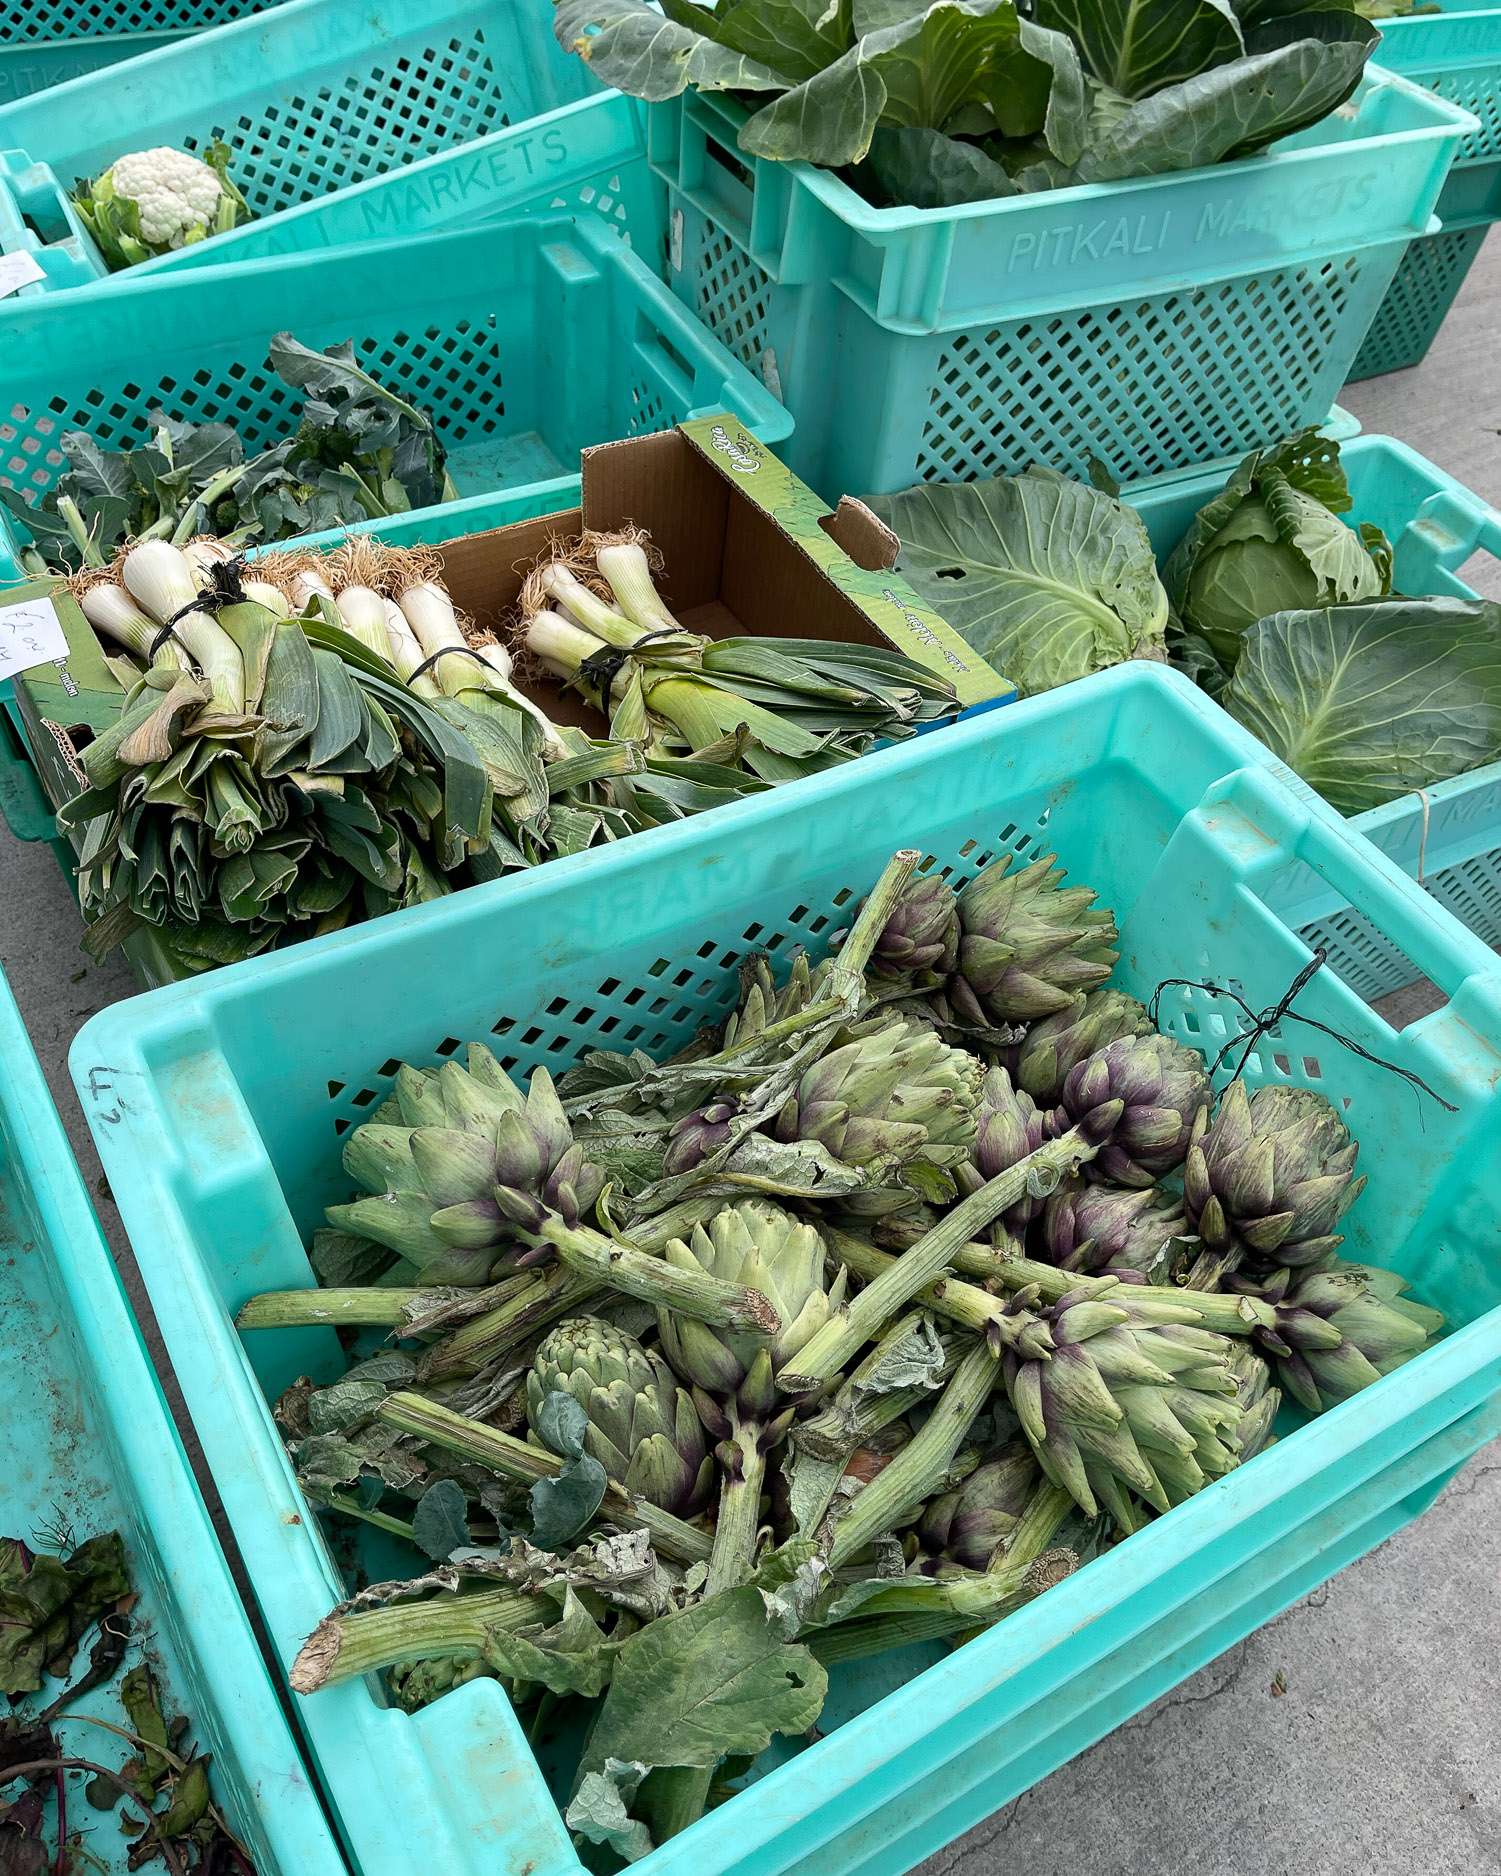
53, 1765, 65, 1876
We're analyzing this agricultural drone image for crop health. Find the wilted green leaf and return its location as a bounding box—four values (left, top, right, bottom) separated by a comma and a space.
583, 1586, 829, 1772
566, 1758, 654, 1863
411, 1478, 472, 1561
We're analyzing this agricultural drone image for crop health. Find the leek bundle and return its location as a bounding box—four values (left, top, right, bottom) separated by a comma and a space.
520, 529, 960, 781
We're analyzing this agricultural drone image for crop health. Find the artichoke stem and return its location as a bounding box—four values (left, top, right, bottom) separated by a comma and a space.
420, 1263, 600, 1382
638, 1765, 714, 1843
951, 1241, 1275, 1336
542, 1216, 781, 1334
825, 1227, 1011, 1342
704, 1433, 768, 1599
783, 1130, 1095, 1392
827, 1340, 1000, 1569
375, 1391, 713, 1565
237, 1287, 438, 1329
825, 848, 922, 991
290, 1586, 535, 1694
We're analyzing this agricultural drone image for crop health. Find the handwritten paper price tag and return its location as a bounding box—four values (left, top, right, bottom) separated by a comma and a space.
0, 251, 46, 300
0, 596, 70, 681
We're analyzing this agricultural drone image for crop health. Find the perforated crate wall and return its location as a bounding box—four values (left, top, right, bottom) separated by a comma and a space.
908, 253, 1386, 488
1431, 63, 1501, 165
5, 0, 269, 41
0, 316, 510, 507
173, 27, 512, 220
667, 189, 1407, 498
1348, 223, 1491, 379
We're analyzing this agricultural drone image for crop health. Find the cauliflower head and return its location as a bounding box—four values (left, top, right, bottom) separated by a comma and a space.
106, 147, 223, 249
73, 139, 253, 272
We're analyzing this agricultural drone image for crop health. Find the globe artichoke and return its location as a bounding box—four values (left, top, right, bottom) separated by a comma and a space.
1059, 1032, 1213, 1188
1231, 1260, 1442, 1413
770, 1016, 983, 1202
1040, 1180, 1187, 1275
865, 871, 960, 979
1182, 1081, 1366, 1285
955, 1065, 1060, 1244
956, 853, 1119, 1023
661, 1096, 740, 1175
527, 1317, 714, 1517
914, 1440, 1040, 1572
999, 1278, 1244, 1520
326, 1045, 606, 1283
1009, 989, 1152, 1107
1226, 1341, 1280, 1461
658, 1202, 846, 1592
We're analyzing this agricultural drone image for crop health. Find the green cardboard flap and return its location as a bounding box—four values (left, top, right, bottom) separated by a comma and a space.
676, 415, 1014, 710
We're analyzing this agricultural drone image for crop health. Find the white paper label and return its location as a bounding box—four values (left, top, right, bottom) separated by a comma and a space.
0, 596, 70, 680
0, 251, 46, 300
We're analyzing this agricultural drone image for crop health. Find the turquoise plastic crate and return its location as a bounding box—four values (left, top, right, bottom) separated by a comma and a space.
0, 213, 789, 579
0, 0, 276, 106
1347, 0, 1501, 378
652, 70, 1474, 502
0, 0, 658, 296
69, 661, 1501, 1876
1123, 432, 1501, 997
0, 962, 346, 1874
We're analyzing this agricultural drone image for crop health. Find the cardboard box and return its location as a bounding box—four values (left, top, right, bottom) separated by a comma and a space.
6, 418, 1012, 989
429, 415, 1014, 723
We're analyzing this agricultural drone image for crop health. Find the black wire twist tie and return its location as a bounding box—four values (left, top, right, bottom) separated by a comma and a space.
573, 625, 694, 701
409, 644, 497, 685
1147, 951, 1457, 1114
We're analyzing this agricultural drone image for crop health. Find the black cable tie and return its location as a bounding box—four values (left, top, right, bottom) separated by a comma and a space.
409, 644, 497, 684
148, 621, 197, 665
1148, 954, 1457, 1114
571, 625, 692, 702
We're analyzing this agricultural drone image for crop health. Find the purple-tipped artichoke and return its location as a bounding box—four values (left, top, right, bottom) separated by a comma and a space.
1041, 1179, 1187, 1274
1182, 1082, 1366, 1282
1059, 1032, 1212, 1187
955, 1065, 1061, 1239
1010, 989, 1152, 1106
866, 871, 960, 978
1230, 1260, 1441, 1413
662, 1097, 741, 1175
1000, 1279, 1244, 1519
528, 1316, 714, 1517
772, 1019, 982, 1175
325, 1044, 605, 1283
915, 1441, 1040, 1572
956, 853, 1119, 1023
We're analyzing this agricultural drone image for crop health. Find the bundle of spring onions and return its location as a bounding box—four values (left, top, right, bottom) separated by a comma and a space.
519, 528, 960, 779
53, 532, 959, 971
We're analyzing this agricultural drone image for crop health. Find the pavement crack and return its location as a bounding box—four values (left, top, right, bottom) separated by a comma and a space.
1442, 1461, 1501, 1503
1123, 1641, 1253, 1736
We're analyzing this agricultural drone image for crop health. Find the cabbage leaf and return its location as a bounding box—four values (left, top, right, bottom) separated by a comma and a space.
866, 466, 1169, 697
1223, 598, 1501, 812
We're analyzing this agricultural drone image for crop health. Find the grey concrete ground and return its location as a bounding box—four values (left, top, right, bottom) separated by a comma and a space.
1, 235, 1499, 1876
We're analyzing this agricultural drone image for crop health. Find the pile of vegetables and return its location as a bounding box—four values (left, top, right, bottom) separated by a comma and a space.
870, 430, 1501, 814
2, 333, 458, 574
52, 530, 956, 971
72, 140, 254, 272
236, 847, 1441, 1855
0, 1524, 250, 1871
555, 0, 1378, 210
